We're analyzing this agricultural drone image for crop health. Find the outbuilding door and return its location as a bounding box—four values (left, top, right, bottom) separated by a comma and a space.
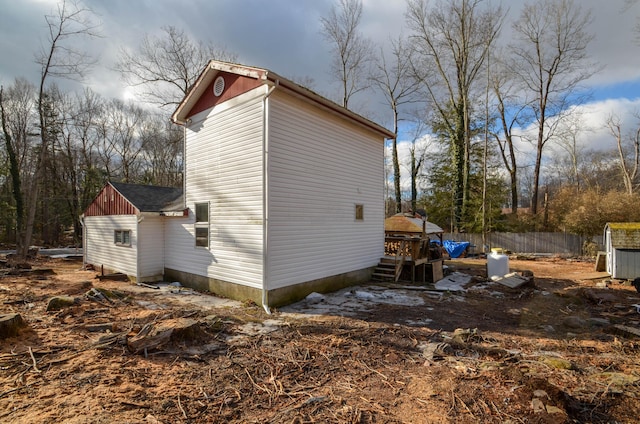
611, 248, 640, 280
605, 228, 613, 276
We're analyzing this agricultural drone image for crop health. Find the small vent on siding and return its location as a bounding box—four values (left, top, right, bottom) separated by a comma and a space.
213, 76, 225, 97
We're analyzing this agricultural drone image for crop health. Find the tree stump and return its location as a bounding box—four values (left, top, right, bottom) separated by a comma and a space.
46, 295, 79, 311
0, 313, 28, 339
127, 318, 203, 354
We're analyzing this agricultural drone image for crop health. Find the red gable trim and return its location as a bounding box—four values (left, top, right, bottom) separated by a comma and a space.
83, 183, 139, 216
186, 72, 263, 119
172, 60, 394, 139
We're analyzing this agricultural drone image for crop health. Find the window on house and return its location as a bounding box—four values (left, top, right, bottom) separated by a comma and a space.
114, 230, 131, 246
355, 204, 364, 221
195, 202, 209, 247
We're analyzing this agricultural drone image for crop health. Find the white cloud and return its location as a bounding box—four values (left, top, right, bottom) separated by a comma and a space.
513, 98, 640, 163
385, 134, 438, 193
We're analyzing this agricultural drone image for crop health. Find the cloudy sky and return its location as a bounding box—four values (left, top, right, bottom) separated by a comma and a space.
1, 0, 640, 183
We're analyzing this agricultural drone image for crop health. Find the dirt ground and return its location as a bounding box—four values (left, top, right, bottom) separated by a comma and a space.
1, 255, 639, 423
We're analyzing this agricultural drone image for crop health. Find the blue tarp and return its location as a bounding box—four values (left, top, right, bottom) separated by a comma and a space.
442, 240, 470, 259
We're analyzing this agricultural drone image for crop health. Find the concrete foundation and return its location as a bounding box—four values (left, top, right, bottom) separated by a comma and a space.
163, 266, 375, 308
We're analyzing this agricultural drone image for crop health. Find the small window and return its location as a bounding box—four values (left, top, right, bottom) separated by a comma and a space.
355, 204, 364, 221
195, 203, 209, 223
195, 202, 209, 247
114, 230, 131, 246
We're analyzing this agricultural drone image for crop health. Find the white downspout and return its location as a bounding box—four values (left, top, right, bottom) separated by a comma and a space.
182, 122, 188, 207
136, 215, 144, 282
262, 79, 279, 314
80, 215, 86, 270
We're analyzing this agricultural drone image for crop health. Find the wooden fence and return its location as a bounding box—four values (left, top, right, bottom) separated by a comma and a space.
443, 232, 604, 256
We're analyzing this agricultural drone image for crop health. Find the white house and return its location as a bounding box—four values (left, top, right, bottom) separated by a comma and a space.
83, 60, 394, 309
604, 222, 640, 280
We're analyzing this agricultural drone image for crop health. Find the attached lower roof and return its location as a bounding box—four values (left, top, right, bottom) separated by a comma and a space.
109, 182, 184, 212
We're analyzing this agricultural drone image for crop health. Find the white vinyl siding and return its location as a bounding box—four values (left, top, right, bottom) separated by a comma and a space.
164, 87, 266, 288
137, 216, 165, 281
266, 91, 385, 289
84, 215, 138, 276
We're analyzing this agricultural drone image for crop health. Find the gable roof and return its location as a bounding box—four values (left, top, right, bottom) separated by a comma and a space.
385, 213, 444, 235
83, 182, 184, 217
110, 182, 184, 212
171, 60, 395, 139
605, 222, 640, 249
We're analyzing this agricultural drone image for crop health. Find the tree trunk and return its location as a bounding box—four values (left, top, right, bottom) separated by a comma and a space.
531, 121, 545, 216
0, 88, 25, 253
510, 167, 518, 215
452, 104, 466, 232
392, 109, 401, 214
411, 151, 418, 213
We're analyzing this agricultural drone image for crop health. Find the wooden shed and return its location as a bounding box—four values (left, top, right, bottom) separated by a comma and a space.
384, 213, 444, 238
377, 213, 444, 283
604, 222, 640, 279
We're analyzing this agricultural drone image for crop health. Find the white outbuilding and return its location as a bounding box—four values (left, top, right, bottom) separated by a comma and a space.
82, 182, 185, 282
604, 222, 640, 280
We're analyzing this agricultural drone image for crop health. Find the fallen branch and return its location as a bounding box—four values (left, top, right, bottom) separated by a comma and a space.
120, 400, 150, 409
454, 393, 475, 418
0, 384, 32, 399
359, 360, 388, 380
245, 368, 272, 395
28, 347, 40, 373
177, 393, 187, 419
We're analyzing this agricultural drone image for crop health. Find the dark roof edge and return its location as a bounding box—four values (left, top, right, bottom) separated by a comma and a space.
172, 60, 395, 140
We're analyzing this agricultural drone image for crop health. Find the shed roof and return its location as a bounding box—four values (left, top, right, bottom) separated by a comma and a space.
385, 214, 443, 235
171, 60, 394, 139
110, 182, 183, 212
605, 222, 640, 249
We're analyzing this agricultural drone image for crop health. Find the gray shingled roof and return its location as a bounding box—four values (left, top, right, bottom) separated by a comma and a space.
110, 181, 184, 212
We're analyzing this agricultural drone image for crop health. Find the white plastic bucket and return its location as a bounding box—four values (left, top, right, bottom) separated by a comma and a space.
487, 253, 509, 279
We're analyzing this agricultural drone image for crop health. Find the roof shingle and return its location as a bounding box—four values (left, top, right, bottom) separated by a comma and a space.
110, 182, 183, 212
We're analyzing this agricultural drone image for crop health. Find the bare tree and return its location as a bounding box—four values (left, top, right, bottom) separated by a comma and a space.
490, 54, 527, 215
406, 0, 503, 232
606, 113, 640, 195
11, 0, 99, 258
72, 88, 104, 183
0, 79, 42, 245
139, 113, 184, 186
116, 26, 237, 109
553, 112, 590, 191
0, 86, 26, 246
320, 0, 374, 109
371, 36, 420, 213
99, 99, 146, 183
404, 117, 431, 213
52, 88, 105, 243
511, 0, 597, 216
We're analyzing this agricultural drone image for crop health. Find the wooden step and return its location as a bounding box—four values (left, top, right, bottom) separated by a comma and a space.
371, 266, 396, 281
376, 263, 395, 271
372, 273, 394, 282
380, 256, 397, 265
372, 258, 397, 282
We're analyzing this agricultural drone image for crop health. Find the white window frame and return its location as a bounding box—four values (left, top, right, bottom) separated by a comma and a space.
194, 202, 210, 248
114, 229, 131, 247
